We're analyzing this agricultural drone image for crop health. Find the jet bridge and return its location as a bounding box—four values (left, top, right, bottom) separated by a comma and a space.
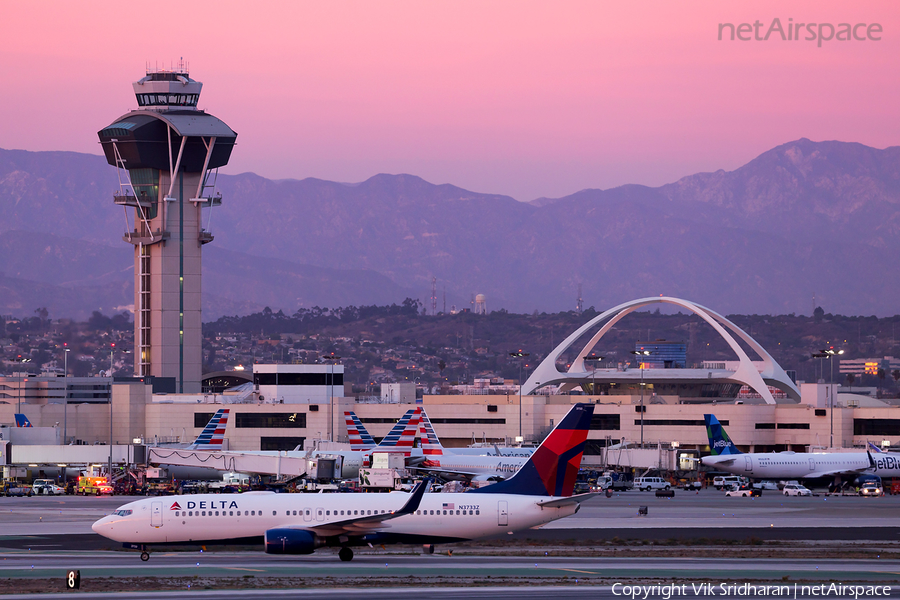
148, 448, 311, 479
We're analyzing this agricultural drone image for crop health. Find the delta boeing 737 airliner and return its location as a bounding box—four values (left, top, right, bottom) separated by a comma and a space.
92, 403, 596, 562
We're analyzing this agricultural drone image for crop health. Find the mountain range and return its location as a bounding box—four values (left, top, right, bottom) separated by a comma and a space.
1, 138, 898, 320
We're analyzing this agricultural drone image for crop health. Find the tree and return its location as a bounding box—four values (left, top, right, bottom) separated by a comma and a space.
846, 373, 856, 391
877, 368, 886, 397
813, 306, 825, 323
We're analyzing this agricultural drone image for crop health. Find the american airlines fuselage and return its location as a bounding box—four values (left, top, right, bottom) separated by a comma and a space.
702, 451, 871, 479
91, 490, 578, 546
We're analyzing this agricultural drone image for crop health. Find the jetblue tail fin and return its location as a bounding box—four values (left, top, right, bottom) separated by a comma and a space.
14, 414, 32, 428
704, 414, 741, 455
375, 407, 421, 450
470, 403, 594, 497
418, 409, 444, 455
344, 411, 377, 451
187, 408, 230, 450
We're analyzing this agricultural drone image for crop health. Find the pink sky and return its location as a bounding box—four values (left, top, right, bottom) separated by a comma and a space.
2, 1, 898, 200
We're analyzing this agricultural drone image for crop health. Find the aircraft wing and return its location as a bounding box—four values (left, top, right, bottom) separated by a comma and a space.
537, 493, 598, 508
281, 479, 429, 537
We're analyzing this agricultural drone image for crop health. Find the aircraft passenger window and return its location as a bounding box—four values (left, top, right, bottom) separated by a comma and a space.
456, 510, 460, 515
469, 510, 473, 515
354, 510, 358, 515
416, 510, 420, 515
367, 510, 371, 515
305, 510, 310, 515
430, 510, 434, 515
476, 510, 480, 515
229, 511, 233, 516
188, 511, 193, 516
293, 511, 297, 516
215, 511, 219, 516
443, 510, 447, 515
251, 511, 255, 516
273, 511, 277, 516
327, 511, 331, 515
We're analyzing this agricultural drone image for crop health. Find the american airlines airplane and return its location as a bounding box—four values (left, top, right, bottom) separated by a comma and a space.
92, 403, 596, 562
700, 414, 874, 482
411, 410, 530, 481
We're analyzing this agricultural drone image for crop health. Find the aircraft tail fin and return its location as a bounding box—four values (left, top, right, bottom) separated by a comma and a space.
187, 408, 229, 450
419, 409, 444, 455
868, 441, 884, 454
470, 403, 594, 497
344, 411, 377, 451
704, 414, 741, 455
14, 414, 32, 428
375, 407, 421, 449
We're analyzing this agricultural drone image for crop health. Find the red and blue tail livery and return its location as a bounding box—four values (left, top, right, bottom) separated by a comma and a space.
14, 414, 33, 428
470, 402, 594, 497
344, 411, 377, 451
187, 408, 230, 449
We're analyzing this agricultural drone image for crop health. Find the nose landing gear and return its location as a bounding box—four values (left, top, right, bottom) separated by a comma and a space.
140, 551, 150, 562
338, 547, 354, 562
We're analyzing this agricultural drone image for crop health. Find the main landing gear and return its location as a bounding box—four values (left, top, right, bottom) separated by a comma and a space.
338, 547, 354, 562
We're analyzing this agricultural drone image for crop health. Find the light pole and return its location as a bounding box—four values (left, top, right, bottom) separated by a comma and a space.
509, 351, 529, 442
109, 343, 115, 479
584, 354, 604, 399
63, 347, 70, 444
630, 350, 652, 447
823, 347, 844, 448
322, 354, 341, 442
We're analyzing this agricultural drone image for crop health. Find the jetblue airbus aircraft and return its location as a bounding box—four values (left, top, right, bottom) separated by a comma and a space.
700, 414, 874, 481
92, 403, 596, 562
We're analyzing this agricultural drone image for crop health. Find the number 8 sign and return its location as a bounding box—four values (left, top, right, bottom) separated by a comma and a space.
66, 570, 80, 590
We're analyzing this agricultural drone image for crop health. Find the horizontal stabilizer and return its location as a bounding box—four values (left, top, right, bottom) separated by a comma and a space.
537, 492, 598, 508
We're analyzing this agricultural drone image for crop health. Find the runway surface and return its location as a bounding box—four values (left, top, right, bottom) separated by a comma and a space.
1, 491, 899, 597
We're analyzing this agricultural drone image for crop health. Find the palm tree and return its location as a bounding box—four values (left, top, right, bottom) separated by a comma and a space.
846, 373, 856, 392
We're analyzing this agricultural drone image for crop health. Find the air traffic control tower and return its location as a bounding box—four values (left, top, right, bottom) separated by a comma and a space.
98, 67, 237, 393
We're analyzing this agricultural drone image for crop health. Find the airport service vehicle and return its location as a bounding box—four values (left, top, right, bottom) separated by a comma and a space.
752, 480, 779, 491
92, 403, 597, 562
782, 483, 812, 496
78, 476, 113, 496
1, 481, 32, 497
713, 475, 743, 490
859, 482, 883, 497
634, 477, 670, 491
701, 414, 874, 482
32, 479, 65, 495
724, 484, 761, 497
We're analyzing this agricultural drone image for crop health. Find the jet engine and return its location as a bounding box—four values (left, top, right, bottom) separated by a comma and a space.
264, 529, 321, 554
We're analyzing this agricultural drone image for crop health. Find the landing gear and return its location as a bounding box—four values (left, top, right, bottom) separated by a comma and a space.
140, 551, 150, 562
422, 544, 435, 555
338, 547, 354, 562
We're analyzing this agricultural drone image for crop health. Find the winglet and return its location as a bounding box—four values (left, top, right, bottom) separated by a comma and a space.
868, 451, 876, 469
393, 478, 430, 517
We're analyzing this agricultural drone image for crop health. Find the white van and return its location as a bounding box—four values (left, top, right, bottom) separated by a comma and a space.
713, 475, 743, 490
634, 476, 670, 491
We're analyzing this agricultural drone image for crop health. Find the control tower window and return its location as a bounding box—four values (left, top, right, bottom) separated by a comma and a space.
127, 168, 160, 219
136, 93, 198, 107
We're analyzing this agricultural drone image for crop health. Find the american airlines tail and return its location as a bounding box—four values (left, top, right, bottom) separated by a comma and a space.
469, 402, 594, 497
14, 414, 33, 428
344, 411, 377, 451
343, 407, 421, 451
704, 414, 742, 456
419, 410, 444, 455
187, 408, 230, 450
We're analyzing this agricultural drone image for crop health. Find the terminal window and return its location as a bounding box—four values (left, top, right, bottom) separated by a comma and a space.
260, 437, 305, 451
236, 413, 307, 428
